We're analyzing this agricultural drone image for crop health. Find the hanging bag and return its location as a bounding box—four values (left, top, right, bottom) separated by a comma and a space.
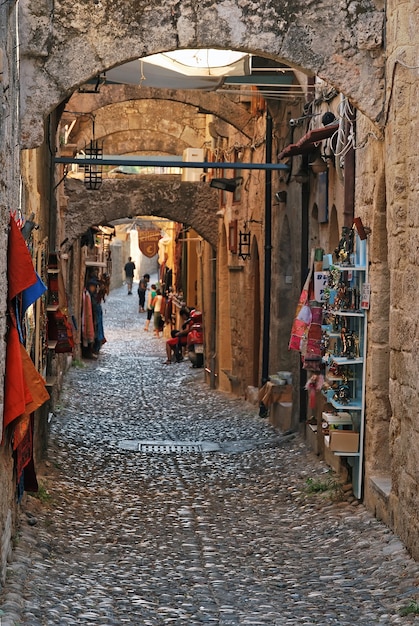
289, 249, 315, 352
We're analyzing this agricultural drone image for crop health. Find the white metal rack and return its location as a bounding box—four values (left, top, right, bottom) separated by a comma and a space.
322, 235, 368, 499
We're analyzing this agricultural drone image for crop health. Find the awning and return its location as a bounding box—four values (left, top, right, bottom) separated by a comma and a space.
278, 123, 339, 160
105, 52, 251, 91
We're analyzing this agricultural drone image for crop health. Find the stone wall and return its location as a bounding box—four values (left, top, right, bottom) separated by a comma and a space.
19, 0, 385, 148
0, 0, 21, 586
383, 0, 419, 559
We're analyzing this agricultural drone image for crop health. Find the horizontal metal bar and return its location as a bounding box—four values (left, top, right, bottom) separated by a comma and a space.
54, 156, 289, 171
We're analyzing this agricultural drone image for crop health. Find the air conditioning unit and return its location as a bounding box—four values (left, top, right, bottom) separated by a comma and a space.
182, 148, 204, 182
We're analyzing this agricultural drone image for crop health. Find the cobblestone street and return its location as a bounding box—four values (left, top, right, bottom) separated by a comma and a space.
1, 284, 418, 625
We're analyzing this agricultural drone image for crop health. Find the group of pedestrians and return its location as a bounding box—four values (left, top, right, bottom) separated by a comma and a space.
124, 260, 194, 363
123, 264, 168, 338
135, 274, 164, 337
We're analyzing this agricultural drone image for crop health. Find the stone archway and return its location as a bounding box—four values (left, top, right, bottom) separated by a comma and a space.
65, 98, 209, 153
63, 177, 220, 248
63, 86, 255, 141
20, 0, 384, 147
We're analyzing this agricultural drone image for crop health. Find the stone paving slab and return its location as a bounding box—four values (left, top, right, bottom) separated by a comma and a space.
0, 284, 418, 625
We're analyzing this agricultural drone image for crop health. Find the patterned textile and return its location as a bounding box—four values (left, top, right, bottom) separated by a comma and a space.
81, 289, 94, 346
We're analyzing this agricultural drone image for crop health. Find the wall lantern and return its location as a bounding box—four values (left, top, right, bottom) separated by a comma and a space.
238, 228, 251, 261
84, 139, 103, 190
210, 176, 243, 193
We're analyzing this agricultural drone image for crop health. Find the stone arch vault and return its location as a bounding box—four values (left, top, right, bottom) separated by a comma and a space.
20, 0, 385, 147
63, 177, 220, 248
64, 86, 255, 142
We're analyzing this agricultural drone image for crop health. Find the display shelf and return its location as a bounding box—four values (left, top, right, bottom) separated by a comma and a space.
329, 356, 363, 365
322, 411, 353, 425
333, 451, 360, 457
330, 310, 365, 317
321, 232, 368, 500
328, 397, 362, 411
333, 264, 367, 272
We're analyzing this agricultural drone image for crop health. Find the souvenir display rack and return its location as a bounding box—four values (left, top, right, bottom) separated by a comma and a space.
45, 251, 60, 387
321, 234, 368, 499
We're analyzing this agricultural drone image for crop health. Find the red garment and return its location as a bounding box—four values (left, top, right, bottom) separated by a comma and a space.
7, 215, 37, 301
167, 336, 188, 348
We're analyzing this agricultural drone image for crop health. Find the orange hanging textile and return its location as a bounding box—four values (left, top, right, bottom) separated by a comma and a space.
19, 344, 50, 413
3, 323, 30, 429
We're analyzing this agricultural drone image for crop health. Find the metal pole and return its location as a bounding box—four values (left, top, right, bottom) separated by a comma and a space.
259, 110, 273, 417
54, 156, 289, 171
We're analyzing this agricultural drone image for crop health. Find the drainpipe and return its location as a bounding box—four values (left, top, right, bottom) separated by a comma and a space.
259, 110, 273, 417
210, 246, 217, 389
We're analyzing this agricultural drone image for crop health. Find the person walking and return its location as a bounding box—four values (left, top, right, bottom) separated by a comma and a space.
124, 257, 136, 295
144, 284, 157, 331
137, 273, 150, 312
151, 288, 165, 337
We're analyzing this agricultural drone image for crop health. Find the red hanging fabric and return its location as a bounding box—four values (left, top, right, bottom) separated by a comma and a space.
7, 215, 37, 301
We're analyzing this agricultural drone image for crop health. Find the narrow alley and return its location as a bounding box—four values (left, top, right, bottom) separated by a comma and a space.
0, 284, 418, 626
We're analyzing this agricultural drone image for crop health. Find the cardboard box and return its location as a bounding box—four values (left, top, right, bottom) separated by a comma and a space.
329, 431, 359, 453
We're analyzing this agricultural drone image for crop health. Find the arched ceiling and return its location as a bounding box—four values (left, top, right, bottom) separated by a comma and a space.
65, 98, 209, 152
20, 0, 385, 147
63, 85, 256, 141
